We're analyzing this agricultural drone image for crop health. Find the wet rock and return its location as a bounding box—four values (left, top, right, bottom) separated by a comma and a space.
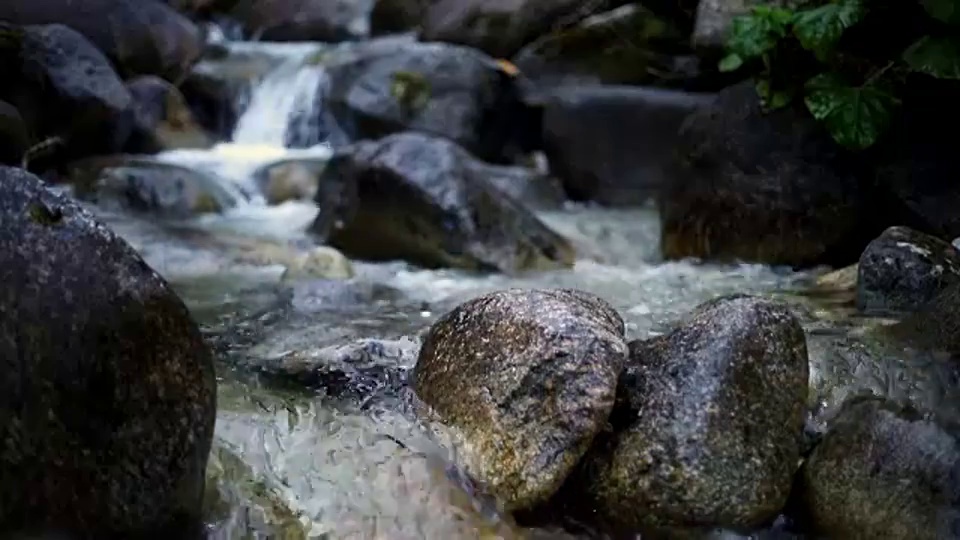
0, 23, 134, 160
0, 0, 203, 81
584, 295, 808, 534
310, 132, 575, 272
251, 157, 329, 205
857, 226, 960, 316
0, 166, 216, 538
0, 100, 29, 165
799, 396, 960, 540
421, 0, 626, 59
281, 246, 355, 281
252, 336, 419, 399
229, 0, 372, 42
370, 0, 428, 35
540, 85, 712, 205
413, 288, 628, 510
692, 0, 801, 52
67, 155, 241, 217
661, 81, 879, 267
124, 75, 212, 153
322, 40, 541, 163
513, 5, 697, 91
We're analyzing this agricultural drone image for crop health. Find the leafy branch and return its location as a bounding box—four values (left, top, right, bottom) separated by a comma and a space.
719, 0, 960, 150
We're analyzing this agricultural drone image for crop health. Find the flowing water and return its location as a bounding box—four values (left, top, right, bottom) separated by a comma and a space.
74, 36, 896, 539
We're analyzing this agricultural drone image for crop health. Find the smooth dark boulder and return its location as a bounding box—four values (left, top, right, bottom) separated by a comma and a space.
799, 396, 960, 540
540, 85, 712, 205
0, 23, 134, 160
0, 166, 216, 538
413, 288, 628, 510
0, 0, 203, 81
309, 132, 575, 272
857, 226, 960, 316
227, 0, 371, 42
583, 295, 808, 535
67, 155, 242, 217
661, 81, 879, 267
322, 40, 541, 163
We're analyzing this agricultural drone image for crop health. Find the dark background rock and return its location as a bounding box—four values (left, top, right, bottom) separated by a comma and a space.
540, 85, 712, 205
370, 0, 429, 35
583, 295, 808, 535
0, 166, 216, 538
0, 23, 135, 163
124, 75, 212, 153
660, 81, 883, 267
799, 396, 960, 540
309, 132, 575, 272
0, 100, 29, 166
0, 0, 204, 81
322, 40, 541, 164
857, 226, 960, 316
413, 288, 628, 510
226, 0, 373, 42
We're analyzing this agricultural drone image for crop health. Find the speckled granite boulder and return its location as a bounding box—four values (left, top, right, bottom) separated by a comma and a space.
583, 295, 808, 535
857, 226, 960, 316
0, 166, 216, 538
413, 288, 628, 510
800, 396, 960, 540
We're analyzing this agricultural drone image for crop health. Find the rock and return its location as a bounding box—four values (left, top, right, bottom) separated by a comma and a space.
0, 23, 134, 160
251, 157, 329, 205
512, 5, 696, 91
540, 85, 712, 205
0, 166, 216, 538
0, 0, 203, 81
280, 246, 355, 282
870, 81, 960, 242
322, 40, 541, 163
0, 100, 29, 165
413, 288, 628, 510
584, 295, 808, 535
421, 0, 625, 59
125, 75, 212, 153
799, 396, 960, 540
228, 0, 372, 41
66, 155, 242, 217
309, 132, 575, 272
370, 0, 429, 35
692, 0, 800, 52
661, 81, 880, 267
857, 226, 960, 316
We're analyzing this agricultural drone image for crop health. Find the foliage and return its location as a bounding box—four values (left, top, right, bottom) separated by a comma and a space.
720, 0, 960, 150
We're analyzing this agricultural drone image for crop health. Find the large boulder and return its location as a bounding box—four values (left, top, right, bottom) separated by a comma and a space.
309, 132, 574, 272
0, 23, 134, 161
660, 81, 881, 267
857, 226, 960, 316
799, 396, 960, 540
227, 0, 373, 42
322, 40, 541, 163
421, 0, 627, 59
413, 288, 628, 510
540, 85, 712, 205
583, 295, 808, 535
0, 166, 216, 538
0, 0, 203, 81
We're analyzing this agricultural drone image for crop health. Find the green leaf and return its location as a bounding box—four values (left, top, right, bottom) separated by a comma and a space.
755, 79, 794, 111
718, 53, 745, 72
792, 0, 866, 61
902, 35, 960, 79
725, 6, 793, 59
920, 0, 960, 25
804, 72, 900, 150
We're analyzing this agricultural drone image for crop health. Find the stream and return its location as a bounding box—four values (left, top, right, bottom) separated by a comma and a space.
68, 38, 867, 539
